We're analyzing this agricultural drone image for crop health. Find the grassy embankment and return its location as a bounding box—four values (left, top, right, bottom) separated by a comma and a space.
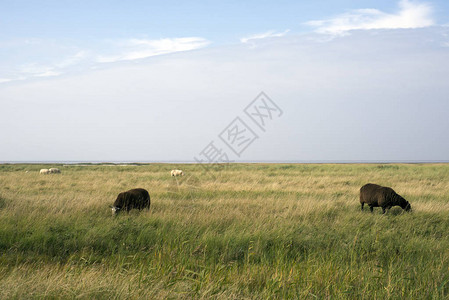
0, 163, 448, 299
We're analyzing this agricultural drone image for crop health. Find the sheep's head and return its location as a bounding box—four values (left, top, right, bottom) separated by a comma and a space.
110, 206, 121, 215
404, 202, 411, 212
399, 198, 411, 212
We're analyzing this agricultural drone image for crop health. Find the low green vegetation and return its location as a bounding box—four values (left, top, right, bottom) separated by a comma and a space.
0, 163, 448, 299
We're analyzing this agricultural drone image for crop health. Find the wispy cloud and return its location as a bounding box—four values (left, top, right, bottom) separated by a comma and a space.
55, 51, 89, 68
96, 37, 210, 63
240, 30, 290, 43
34, 70, 62, 77
0, 37, 211, 84
306, 0, 434, 35
17, 62, 66, 79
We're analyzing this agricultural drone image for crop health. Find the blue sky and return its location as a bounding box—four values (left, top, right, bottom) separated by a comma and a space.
0, 1, 411, 39
1, 0, 448, 82
1, 1, 448, 40
1, 0, 449, 162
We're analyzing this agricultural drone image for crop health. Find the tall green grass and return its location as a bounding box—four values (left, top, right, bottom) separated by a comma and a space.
0, 163, 448, 298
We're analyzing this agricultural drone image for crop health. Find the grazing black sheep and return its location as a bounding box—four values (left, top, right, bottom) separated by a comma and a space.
360, 183, 411, 214
110, 188, 150, 215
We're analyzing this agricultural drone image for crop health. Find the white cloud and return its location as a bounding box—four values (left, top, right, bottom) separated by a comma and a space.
96, 37, 210, 63
240, 30, 290, 43
18, 63, 63, 79
306, 0, 434, 35
19, 63, 55, 75
0, 36, 211, 84
35, 70, 62, 77
55, 51, 89, 68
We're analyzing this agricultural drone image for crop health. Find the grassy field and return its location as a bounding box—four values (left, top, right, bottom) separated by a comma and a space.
0, 163, 449, 299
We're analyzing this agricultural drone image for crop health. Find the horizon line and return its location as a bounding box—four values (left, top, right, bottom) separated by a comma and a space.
1, 160, 449, 165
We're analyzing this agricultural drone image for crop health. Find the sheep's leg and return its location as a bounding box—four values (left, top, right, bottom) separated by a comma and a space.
361, 203, 364, 211
369, 206, 373, 213
382, 207, 386, 214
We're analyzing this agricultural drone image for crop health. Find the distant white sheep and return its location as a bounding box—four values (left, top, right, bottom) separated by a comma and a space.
40, 168, 61, 174
171, 169, 184, 177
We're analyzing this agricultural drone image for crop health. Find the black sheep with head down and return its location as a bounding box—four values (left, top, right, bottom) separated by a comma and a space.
111, 188, 150, 215
360, 183, 411, 214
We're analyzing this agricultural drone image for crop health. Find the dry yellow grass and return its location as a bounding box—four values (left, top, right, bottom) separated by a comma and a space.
1, 163, 449, 298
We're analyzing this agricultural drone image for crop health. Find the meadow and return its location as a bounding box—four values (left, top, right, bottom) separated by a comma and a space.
0, 163, 448, 299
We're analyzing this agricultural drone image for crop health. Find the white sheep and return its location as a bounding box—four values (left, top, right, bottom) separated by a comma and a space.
171, 169, 184, 177
40, 169, 50, 174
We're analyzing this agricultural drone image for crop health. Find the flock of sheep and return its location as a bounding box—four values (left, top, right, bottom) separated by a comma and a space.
39, 168, 61, 174
38, 167, 412, 216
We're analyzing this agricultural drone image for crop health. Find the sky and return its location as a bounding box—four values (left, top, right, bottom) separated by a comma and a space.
1, 0, 449, 162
